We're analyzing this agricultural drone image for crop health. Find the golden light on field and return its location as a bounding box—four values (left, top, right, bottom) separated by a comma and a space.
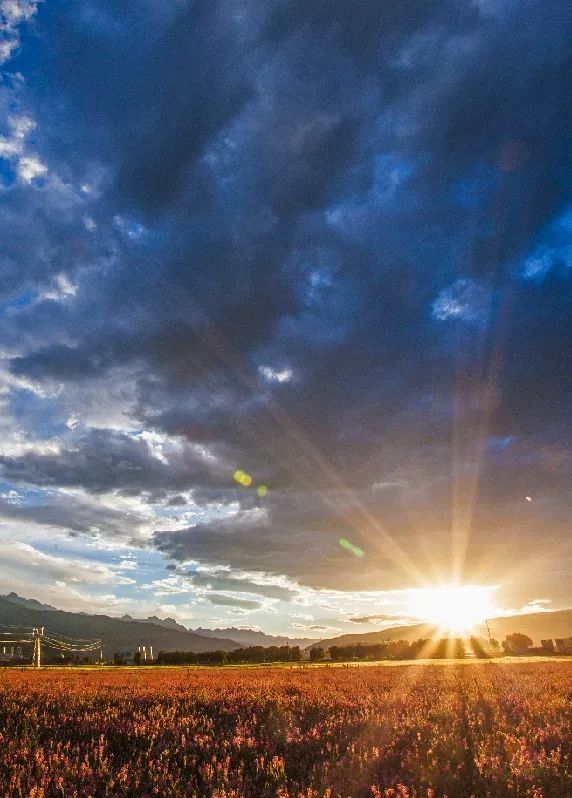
406, 584, 497, 635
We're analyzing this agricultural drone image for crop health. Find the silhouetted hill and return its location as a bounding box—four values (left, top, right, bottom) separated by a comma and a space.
121, 619, 318, 648
194, 627, 318, 648
119, 615, 190, 634
307, 623, 434, 650
1, 592, 58, 612
0, 597, 239, 658
309, 609, 572, 651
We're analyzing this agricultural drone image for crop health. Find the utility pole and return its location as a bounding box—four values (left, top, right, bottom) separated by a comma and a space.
485, 619, 492, 651
32, 627, 44, 668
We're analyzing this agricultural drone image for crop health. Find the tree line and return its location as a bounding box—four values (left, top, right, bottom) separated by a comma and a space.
156, 645, 302, 665
312, 638, 467, 661
147, 634, 544, 666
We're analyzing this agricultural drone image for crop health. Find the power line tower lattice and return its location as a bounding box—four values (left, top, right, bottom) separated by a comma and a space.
32, 627, 44, 668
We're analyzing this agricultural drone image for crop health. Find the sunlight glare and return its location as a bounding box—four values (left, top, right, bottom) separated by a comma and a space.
406, 584, 497, 635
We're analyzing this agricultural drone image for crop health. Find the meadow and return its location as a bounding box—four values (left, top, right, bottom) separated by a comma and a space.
0, 661, 569, 798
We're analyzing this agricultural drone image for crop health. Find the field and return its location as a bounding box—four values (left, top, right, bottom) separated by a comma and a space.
0, 662, 570, 798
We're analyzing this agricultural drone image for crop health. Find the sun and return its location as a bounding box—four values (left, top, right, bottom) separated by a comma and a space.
406, 584, 497, 635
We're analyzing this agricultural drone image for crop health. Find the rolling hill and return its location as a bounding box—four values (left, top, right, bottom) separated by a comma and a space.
309, 609, 572, 651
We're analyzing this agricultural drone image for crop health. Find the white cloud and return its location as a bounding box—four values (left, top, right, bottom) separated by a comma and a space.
258, 365, 293, 383
0, 541, 137, 588
0, 114, 47, 183
0, 1, 38, 64
17, 154, 47, 182
291, 622, 341, 633
117, 558, 138, 572
1, 488, 21, 504
114, 214, 147, 241
499, 598, 552, 616
40, 273, 78, 302
432, 278, 489, 323
141, 574, 191, 596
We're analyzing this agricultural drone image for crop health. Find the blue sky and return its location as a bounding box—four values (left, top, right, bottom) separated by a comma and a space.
0, 0, 570, 635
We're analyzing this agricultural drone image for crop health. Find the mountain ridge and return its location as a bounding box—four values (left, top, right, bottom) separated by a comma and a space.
121, 616, 318, 647
0, 597, 239, 657
1, 592, 58, 612
0, 595, 318, 651
308, 609, 572, 650
193, 627, 318, 648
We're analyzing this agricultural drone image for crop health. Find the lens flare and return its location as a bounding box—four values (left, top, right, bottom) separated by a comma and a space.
339, 537, 365, 558
406, 584, 497, 635
233, 469, 253, 487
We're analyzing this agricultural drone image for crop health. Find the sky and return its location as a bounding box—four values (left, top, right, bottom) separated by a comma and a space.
0, 0, 571, 637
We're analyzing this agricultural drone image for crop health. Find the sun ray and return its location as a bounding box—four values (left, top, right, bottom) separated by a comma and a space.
406, 584, 497, 636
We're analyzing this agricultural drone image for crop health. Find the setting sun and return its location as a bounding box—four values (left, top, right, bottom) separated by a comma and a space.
407, 585, 497, 635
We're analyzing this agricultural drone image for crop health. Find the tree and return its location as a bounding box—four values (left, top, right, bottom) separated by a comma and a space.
469, 636, 488, 658
503, 633, 533, 654
430, 638, 465, 659
309, 646, 324, 661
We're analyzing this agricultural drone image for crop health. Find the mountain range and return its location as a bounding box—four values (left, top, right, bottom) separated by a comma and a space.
193, 627, 317, 648
0, 595, 238, 657
2, 592, 58, 612
118, 617, 316, 648
0, 594, 317, 654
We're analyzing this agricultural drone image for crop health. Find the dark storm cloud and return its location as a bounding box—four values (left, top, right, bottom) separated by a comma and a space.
0, 429, 234, 494
207, 593, 262, 610
187, 571, 297, 602
0, 493, 145, 538
2, 0, 572, 593
153, 484, 440, 591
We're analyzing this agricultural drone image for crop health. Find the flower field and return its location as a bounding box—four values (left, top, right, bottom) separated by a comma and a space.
0, 661, 570, 798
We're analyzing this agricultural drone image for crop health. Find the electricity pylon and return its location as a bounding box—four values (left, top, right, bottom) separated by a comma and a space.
32, 627, 44, 668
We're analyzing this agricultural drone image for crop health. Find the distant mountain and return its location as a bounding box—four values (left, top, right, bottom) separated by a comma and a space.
120, 615, 190, 634
309, 609, 572, 651
193, 627, 319, 648
0, 597, 240, 658
307, 623, 435, 651
1, 592, 58, 612
121, 620, 319, 648
0, 596, 318, 654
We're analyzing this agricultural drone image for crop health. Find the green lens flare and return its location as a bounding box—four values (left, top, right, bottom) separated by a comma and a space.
339, 537, 365, 558
233, 469, 253, 487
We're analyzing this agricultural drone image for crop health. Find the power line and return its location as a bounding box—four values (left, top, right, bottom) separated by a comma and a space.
0, 624, 36, 631
0, 625, 102, 666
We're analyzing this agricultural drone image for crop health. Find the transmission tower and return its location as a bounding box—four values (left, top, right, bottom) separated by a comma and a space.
32, 627, 44, 668
0, 624, 102, 667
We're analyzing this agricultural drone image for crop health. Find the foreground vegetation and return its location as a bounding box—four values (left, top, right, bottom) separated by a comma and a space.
0, 662, 569, 797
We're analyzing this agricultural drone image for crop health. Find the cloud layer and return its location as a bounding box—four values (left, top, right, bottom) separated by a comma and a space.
0, 0, 571, 628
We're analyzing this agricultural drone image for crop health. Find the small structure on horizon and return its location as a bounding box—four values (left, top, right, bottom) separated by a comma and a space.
137, 645, 153, 661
